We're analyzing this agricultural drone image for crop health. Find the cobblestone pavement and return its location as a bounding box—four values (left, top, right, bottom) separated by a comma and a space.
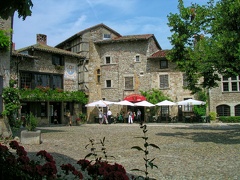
16, 123, 240, 179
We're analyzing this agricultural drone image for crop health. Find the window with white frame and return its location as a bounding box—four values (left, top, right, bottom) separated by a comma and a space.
103, 34, 111, 39
159, 74, 169, 89
135, 55, 140, 62
125, 77, 133, 90
106, 80, 112, 88
222, 75, 240, 92
105, 56, 111, 64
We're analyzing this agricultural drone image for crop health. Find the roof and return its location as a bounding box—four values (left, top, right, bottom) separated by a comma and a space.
55, 23, 122, 47
95, 34, 161, 49
16, 43, 84, 58
12, 51, 36, 59
148, 50, 170, 59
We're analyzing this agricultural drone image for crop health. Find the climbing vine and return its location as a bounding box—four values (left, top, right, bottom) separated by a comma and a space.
0, 29, 11, 52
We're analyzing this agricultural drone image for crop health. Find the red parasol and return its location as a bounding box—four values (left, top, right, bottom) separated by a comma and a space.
124, 94, 146, 103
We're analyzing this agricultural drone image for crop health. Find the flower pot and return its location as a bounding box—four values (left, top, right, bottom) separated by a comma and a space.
21, 130, 41, 145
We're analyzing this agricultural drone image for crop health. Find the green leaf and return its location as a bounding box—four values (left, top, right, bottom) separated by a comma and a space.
131, 146, 144, 151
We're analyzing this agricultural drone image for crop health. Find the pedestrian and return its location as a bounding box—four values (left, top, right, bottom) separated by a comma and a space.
54, 110, 58, 124
66, 110, 72, 126
103, 113, 108, 124
98, 109, 103, 124
107, 108, 112, 124
137, 109, 142, 122
132, 112, 136, 122
128, 110, 133, 124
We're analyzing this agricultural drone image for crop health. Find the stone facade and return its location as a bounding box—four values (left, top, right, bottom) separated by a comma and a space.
0, 17, 12, 137
11, 34, 84, 125
209, 74, 240, 116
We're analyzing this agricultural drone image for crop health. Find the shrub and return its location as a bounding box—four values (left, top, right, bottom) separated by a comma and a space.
219, 116, 240, 123
25, 112, 38, 131
209, 112, 217, 121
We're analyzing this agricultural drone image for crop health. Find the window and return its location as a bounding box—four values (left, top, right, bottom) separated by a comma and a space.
217, 105, 230, 116
161, 106, 169, 116
159, 75, 169, 89
160, 60, 168, 69
20, 72, 32, 89
52, 54, 64, 66
105, 56, 111, 64
106, 80, 112, 88
97, 69, 101, 84
222, 75, 240, 92
125, 77, 133, 90
103, 34, 111, 39
235, 105, 240, 116
0, 76, 3, 114
135, 55, 140, 62
20, 71, 63, 89
183, 73, 189, 87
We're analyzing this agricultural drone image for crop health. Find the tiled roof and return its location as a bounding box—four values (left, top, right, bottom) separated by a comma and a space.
12, 51, 36, 59
94, 34, 161, 49
16, 43, 84, 58
148, 50, 169, 59
55, 23, 121, 47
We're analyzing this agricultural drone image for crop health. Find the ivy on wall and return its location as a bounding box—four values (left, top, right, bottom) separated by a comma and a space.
20, 86, 88, 104
0, 29, 11, 51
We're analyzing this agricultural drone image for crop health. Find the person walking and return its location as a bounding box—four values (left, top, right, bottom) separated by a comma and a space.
107, 108, 112, 124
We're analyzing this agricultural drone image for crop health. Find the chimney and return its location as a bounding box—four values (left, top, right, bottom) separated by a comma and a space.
37, 34, 47, 45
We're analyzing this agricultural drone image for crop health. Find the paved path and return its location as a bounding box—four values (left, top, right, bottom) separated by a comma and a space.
16, 123, 240, 179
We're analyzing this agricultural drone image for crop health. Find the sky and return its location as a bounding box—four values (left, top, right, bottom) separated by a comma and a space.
12, 0, 210, 50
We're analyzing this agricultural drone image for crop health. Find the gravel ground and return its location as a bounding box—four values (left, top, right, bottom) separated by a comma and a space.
14, 123, 240, 180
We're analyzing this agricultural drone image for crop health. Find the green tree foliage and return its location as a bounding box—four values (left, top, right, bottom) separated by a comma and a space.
167, 0, 240, 93
140, 88, 172, 104
0, 0, 33, 20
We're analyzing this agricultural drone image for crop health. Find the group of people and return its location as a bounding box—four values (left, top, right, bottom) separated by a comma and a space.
98, 108, 142, 124
127, 109, 141, 124
98, 108, 113, 124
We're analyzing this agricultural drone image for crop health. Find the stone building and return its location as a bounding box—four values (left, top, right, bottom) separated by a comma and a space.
209, 74, 240, 117
11, 34, 85, 125
55, 23, 195, 122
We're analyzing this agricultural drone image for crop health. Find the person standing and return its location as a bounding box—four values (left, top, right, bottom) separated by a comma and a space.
98, 109, 104, 124
128, 110, 133, 124
66, 110, 72, 126
107, 108, 112, 124
137, 109, 142, 122
54, 110, 58, 124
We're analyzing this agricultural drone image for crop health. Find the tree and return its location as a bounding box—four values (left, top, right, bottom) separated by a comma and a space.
0, 0, 33, 20
167, 0, 240, 93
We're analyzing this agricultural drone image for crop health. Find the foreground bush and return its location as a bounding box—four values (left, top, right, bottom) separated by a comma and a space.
0, 141, 129, 180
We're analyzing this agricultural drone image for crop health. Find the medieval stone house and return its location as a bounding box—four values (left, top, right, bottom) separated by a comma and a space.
11, 34, 85, 125
55, 24, 195, 122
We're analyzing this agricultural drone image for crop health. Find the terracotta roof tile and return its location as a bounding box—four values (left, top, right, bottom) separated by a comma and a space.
148, 50, 169, 59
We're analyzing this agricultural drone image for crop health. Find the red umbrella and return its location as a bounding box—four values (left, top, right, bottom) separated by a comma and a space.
124, 94, 146, 103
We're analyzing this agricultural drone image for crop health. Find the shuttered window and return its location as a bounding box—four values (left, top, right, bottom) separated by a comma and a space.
160, 75, 169, 89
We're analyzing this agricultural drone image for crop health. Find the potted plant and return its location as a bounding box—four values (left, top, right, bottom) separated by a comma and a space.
76, 113, 86, 125
21, 112, 41, 144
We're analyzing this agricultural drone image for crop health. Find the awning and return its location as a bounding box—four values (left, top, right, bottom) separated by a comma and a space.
124, 94, 146, 103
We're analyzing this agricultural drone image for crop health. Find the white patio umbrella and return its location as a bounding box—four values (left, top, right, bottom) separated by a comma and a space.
177, 99, 206, 106
134, 100, 155, 107
114, 100, 134, 106
85, 100, 115, 107
155, 100, 176, 106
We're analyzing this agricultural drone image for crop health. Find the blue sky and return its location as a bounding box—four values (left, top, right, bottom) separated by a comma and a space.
13, 0, 209, 50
